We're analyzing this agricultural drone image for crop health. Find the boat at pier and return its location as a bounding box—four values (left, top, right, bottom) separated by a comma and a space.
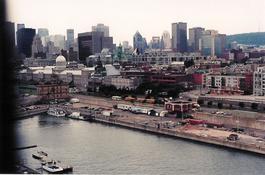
42, 161, 64, 173
68, 112, 84, 120
32, 153, 43, 160
47, 108, 66, 117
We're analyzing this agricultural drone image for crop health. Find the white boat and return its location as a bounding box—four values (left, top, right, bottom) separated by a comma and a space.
68, 112, 84, 120
47, 108, 66, 117
42, 162, 64, 173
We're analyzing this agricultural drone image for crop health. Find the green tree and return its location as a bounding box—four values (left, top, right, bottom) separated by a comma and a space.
184, 59, 195, 68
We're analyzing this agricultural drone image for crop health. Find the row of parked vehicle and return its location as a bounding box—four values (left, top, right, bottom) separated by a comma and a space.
114, 104, 168, 117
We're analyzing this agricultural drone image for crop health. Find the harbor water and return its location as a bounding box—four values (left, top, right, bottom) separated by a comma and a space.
15, 114, 265, 174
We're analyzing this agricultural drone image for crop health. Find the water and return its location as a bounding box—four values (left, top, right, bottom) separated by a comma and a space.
15, 115, 265, 174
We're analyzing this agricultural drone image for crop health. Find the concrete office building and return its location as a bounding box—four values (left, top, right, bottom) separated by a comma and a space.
161, 31, 171, 49
31, 34, 45, 58
92, 23, 109, 37
38, 28, 49, 37
188, 27, 205, 52
150, 36, 160, 49
200, 30, 218, 57
66, 29, 74, 50
49, 35, 66, 50
253, 66, 265, 96
172, 22, 187, 53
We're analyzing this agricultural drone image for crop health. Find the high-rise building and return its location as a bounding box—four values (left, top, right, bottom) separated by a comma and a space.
16, 28, 36, 57
38, 28, 49, 46
150, 36, 160, 49
253, 66, 265, 96
102, 36, 114, 52
92, 23, 109, 37
17, 23, 25, 31
214, 34, 227, 57
31, 34, 45, 58
49, 35, 66, 50
200, 30, 218, 57
78, 31, 101, 62
66, 29, 74, 50
188, 27, 205, 52
161, 31, 171, 49
38, 28, 49, 37
172, 22, 187, 53
4, 22, 15, 52
133, 31, 147, 54
122, 41, 129, 49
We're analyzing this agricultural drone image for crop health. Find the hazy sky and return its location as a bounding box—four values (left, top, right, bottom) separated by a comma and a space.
6, 0, 265, 44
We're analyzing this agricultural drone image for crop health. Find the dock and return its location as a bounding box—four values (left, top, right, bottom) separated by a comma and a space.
91, 116, 265, 155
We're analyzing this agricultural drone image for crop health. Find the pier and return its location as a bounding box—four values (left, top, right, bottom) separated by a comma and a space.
91, 115, 265, 155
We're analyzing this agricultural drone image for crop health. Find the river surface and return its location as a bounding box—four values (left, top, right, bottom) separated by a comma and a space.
15, 114, 265, 174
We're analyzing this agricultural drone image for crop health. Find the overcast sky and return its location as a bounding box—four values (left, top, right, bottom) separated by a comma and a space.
6, 0, 265, 44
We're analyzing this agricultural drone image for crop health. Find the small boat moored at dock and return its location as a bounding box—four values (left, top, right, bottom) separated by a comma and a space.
37, 150, 48, 156
68, 112, 85, 120
47, 108, 66, 117
32, 153, 43, 160
42, 161, 64, 173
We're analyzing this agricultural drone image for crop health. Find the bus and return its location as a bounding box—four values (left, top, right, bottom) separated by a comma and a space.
112, 96, 122, 101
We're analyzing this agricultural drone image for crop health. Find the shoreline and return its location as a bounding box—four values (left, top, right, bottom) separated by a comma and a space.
91, 117, 265, 156
17, 107, 265, 156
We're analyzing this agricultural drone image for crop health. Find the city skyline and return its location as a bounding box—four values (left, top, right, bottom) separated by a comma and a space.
6, 0, 265, 44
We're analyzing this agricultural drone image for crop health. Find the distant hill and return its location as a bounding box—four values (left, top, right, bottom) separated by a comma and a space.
226, 32, 265, 46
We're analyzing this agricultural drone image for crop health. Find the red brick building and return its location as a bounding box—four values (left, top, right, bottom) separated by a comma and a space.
165, 101, 193, 113
37, 82, 69, 100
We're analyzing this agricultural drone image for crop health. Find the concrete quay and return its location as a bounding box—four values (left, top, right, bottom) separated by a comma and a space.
16, 105, 48, 120
92, 116, 265, 156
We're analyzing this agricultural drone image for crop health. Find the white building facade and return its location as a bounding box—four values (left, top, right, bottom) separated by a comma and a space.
253, 66, 265, 96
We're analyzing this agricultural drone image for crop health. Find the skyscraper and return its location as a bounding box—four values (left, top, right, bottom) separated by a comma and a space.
214, 34, 227, 57
37, 28, 49, 37
92, 24, 109, 37
200, 30, 218, 57
16, 28, 36, 57
31, 34, 45, 58
161, 31, 171, 49
172, 22, 187, 53
188, 27, 205, 52
122, 41, 129, 49
133, 31, 147, 54
78, 31, 102, 62
4, 22, 15, 52
17, 23, 25, 31
102, 36, 114, 52
49, 35, 66, 50
37, 28, 49, 46
66, 29, 74, 50
150, 36, 160, 49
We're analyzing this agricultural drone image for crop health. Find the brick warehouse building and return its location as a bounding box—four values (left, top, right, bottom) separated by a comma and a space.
36, 81, 69, 100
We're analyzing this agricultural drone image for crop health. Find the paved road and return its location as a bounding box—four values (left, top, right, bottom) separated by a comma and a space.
200, 107, 265, 118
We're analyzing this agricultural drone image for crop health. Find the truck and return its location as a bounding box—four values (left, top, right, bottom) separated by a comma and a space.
102, 110, 113, 117
130, 106, 150, 114
70, 98, 80, 103
159, 111, 168, 117
112, 96, 122, 101
117, 104, 131, 111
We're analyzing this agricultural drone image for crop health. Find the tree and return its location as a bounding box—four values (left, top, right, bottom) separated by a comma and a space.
197, 99, 204, 105
207, 101, 213, 106
239, 102, 245, 108
218, 102, 223, 109
184, 59, 195, 68
251, 103, 258, 110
